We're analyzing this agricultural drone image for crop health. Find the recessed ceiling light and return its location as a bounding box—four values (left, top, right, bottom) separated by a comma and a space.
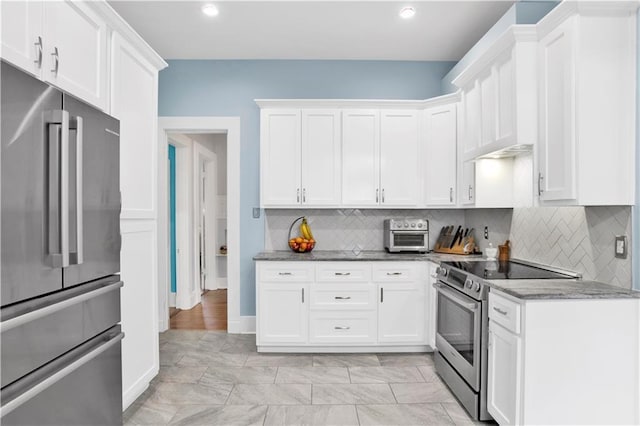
201, 4, 219, 17
399, 7, 415, 19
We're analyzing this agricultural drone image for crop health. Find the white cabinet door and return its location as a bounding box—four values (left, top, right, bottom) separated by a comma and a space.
488, 322, 522, 426
424, 105, 456, 206
301, 110, 341, 206
342, 110, 380, 206
538, 19, 576, 202
479, 69, 495, 147
379, 110, 420, 206
462, 82, 482, 155
42, 1, 107, 110
375, 264, 425, 344
495, 51, 515, 143
261, 110, 302, 206
258, 283, 308, 344
0, 1, 43, 77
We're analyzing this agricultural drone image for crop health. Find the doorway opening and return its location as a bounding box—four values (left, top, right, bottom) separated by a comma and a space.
158, 117, 240, 333
166, 133, 228, 330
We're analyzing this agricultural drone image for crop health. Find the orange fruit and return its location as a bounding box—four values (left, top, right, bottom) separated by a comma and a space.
300, 242, 308, 251
295, 237, 303, 244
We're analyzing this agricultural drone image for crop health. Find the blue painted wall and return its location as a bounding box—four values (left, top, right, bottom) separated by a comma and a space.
158, 60, 455, 315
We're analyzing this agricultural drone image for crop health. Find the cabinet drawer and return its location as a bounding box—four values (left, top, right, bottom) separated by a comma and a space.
316, 262, 371, 282
310, 284, 376, 310
372, 263, 420, 282
488, 291, 521, 334
258, 262, 314, 282
309, 311, 376, 343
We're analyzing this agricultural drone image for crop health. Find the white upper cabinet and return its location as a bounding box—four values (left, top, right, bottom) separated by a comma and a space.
460, 161, 475, 206
454, 27, 537, 161
537, 3, 636, 205
342, 109, 381, 206
0, 1, 43, 77
301, 110, 341, 206
43, 1, 108, 110
260, 110, 302, 206
424, 101, 457, 206
379, 110, 420, 206
1, 0, 108, 110
260, 108, 341, 207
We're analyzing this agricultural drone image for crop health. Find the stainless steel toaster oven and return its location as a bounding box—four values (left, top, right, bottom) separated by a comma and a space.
383, 218, 429, 253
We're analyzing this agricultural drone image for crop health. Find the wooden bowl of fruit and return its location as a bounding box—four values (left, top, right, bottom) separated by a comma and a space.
288, 216, 316, 253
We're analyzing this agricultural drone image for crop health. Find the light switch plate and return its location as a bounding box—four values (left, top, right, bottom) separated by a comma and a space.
615, 235, 627, 259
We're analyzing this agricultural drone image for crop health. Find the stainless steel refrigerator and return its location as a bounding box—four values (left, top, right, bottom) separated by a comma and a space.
0, 61, 124, 425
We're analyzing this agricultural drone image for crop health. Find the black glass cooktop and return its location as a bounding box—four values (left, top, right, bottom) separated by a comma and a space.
441, 260, 574, 280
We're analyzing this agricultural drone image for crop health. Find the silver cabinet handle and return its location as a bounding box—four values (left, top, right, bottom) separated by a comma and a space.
334, 272, 351, 276
302, 188, 306, 203
51, 46, 59, 75
468, 185, 473, 201
334, 326, 351, 330
382, 188, 385, 203
380, 287, 384, 303
334, 296, 351, 300
538, 172, 544, 196
34, 36, 43, 68
493, 307, 508, 316
296, 188, 300, 203
301, 288, 305, 303
386, 272, 402, 276
278, 272, 292, 276
70, 116, 83, 265
449, 187, 454, 202
376, 188, 379, 203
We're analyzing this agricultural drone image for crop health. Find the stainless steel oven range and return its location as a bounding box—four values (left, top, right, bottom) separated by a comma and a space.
433, 259, 579, 421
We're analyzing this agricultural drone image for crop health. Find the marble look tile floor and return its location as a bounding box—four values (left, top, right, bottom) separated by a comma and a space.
124, 331, 489, 425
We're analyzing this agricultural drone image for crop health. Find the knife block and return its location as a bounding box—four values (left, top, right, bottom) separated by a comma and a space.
434, 226, 476, 255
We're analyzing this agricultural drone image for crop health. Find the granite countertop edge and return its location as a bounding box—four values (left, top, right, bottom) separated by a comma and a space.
252, 250, 483, 262
486, 280, 640, 300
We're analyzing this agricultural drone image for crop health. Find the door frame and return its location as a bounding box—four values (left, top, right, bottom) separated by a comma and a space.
158, 117, 240, 333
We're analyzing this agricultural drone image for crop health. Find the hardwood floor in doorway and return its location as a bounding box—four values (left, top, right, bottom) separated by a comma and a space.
170, 289, 227, 330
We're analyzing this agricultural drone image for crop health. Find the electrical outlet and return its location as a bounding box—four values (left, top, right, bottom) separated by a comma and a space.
484, 226, 489, 240
252, 207, 261, 219
615, 235, 627, 259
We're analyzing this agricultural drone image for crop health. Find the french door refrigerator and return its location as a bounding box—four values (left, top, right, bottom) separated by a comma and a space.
0, 61, 124, 425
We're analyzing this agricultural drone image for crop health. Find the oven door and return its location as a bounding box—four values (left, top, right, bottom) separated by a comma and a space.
434, 281, 482, 391
389, 231, 427, 252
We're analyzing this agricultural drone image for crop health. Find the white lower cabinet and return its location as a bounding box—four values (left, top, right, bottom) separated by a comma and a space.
487, 320, 521, 425
487, 290, 640, 425
375, 263, 426, 344
256, 261, 428, 351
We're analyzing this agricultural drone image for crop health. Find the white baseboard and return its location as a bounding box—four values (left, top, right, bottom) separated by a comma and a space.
227, 316, 255, 334
169, 292, 176, 307
122, 364, 159, 410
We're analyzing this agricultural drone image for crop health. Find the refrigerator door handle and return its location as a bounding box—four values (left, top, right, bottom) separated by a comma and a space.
46, 110, 70, 268
0, 330, 123, 418
69, 116, 83, 265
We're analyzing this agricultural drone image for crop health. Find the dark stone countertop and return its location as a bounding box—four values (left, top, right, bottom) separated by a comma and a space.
487, 279, 640, 300
253, 250, 483, 263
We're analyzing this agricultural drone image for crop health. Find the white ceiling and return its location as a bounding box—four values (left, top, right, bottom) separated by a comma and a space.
108, 1, 515, 61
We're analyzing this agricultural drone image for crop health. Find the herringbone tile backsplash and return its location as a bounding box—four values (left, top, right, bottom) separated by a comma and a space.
264, 206, 633, 289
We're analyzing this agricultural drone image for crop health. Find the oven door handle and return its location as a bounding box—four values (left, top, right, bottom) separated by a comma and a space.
434, 282, 479, 312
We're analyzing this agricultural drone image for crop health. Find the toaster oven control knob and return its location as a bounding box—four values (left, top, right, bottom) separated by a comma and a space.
436, 267, 447, 277
411, 223, 416, 228
404, 223, 409, 228
472, 281, 481, 292
464, 278, 472, 289
418, 223, 423, 228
